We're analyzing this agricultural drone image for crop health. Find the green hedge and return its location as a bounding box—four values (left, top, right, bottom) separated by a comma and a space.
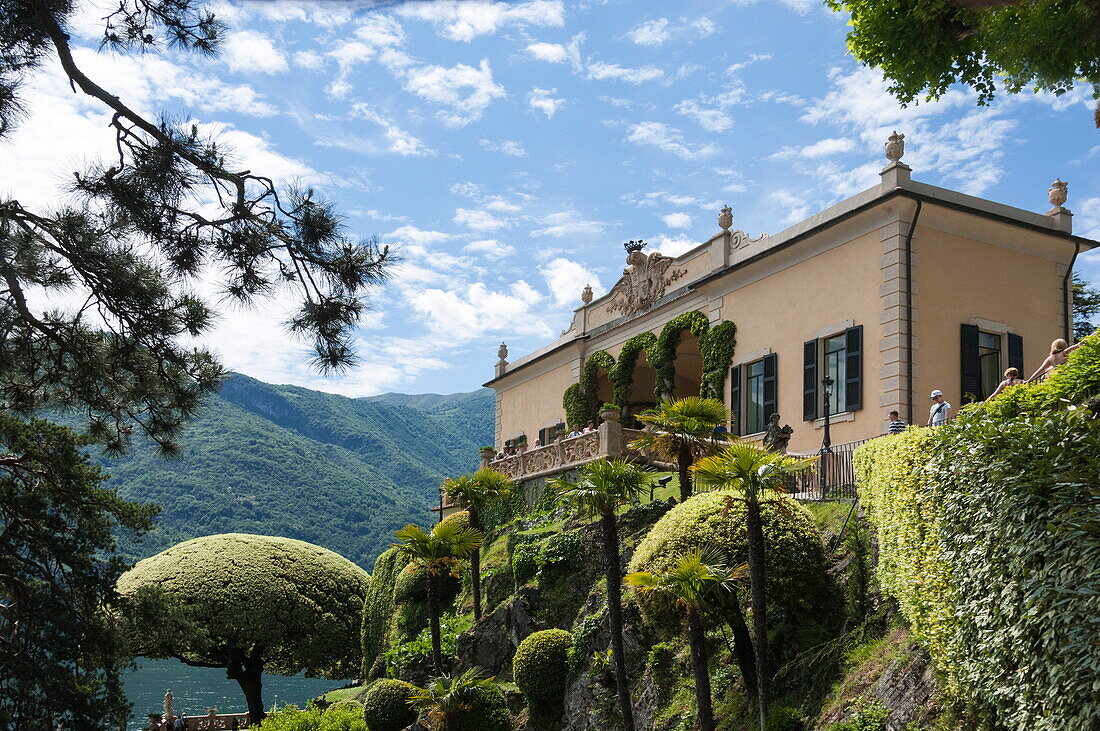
854, 333, 1100, 729
513, 629, 573, 715
361, 548, 404, 677
253, 704, 366, 730
361, 678, 417, 731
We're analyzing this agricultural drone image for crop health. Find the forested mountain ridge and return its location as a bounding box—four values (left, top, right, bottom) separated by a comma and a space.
94, 374, 493, 568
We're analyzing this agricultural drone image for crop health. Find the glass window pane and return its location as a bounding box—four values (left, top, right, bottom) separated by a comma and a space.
824, 335, 846, 414
746, 360, 765, 433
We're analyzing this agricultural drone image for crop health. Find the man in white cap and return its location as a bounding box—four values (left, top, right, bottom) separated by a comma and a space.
926, 389, 952, 426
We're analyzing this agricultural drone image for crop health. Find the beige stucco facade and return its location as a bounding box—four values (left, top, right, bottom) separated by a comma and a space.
486, 162, 1094, 458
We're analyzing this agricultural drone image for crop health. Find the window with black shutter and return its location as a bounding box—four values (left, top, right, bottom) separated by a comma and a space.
763, 352, 777, 422
1008, 333, 1024, 375
960, 324, 981, 404
729, 364, 741, 435
803, 339, 818, 421
844, 325, 862, 412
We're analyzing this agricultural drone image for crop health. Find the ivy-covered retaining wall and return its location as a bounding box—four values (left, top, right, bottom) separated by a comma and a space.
853, 333, 1100, 730
563, 311, 736, 427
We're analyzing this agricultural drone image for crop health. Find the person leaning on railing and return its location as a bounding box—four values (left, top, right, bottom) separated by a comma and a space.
987, 367, 1026, 400
1028, 338, 1082, 382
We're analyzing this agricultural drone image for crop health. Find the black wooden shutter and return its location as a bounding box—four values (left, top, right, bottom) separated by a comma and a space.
845, 325, 863, 412
1008, 333, 1024, 375
763, 353, 777, 422
960, 324, 980, 404
803, 339, 818, 421
729, 365, 741, 436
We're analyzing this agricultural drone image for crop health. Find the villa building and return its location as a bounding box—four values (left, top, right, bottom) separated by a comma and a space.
482, 135, 1095, 485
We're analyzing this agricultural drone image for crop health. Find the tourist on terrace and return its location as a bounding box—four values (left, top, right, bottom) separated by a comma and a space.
533, 438, 543, 448
584, 421, 597, 433
567, 426, 582, 438
927, 390, 952, 426
887, 410, 907, 434
987, 367, 1026, 399
173, 714, 186, 731
1028, 338, 1082, 381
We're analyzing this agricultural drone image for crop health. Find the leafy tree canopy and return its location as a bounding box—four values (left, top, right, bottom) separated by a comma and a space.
1072, 271, 1100, 341
118, 533, 370, 721
0, 414, 155, 730
828, 0, 1100, 126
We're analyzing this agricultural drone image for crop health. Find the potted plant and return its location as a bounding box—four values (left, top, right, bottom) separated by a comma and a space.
599, 403, 621, 422
479, 446, 497, 460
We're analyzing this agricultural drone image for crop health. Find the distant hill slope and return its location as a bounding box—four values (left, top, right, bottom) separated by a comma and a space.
96, 374, 493, 568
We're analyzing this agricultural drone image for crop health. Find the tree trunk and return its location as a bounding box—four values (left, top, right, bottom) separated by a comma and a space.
227, 649, 266, 725
601, 512, 635, 731
426, 570, 443, 674
687, 607, 716, 731
745, 496, 769, 730
469, 508, 482, 622
723, 595, 758, 700
678, 441, 693, 502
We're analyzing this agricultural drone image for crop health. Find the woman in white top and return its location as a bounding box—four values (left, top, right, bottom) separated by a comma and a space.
1028, 338, 1081, 382
987, 367, 1026, 399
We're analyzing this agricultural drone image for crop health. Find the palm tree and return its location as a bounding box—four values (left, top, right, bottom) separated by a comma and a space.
393, 522, 483, 674
407, 668, 496, 731
630, 396, 730, 502
441, 467, 513, 622
625, 549, 746, 731
551, 458, 653, 731
691, 443, 814, 731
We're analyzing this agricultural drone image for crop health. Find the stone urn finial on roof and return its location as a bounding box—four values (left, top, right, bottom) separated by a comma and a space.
1048, 178, 1068, 210
581, 283, 593, 304
497, 342, 508, 364
885, 131, 905, 163
718, 205, 733, 231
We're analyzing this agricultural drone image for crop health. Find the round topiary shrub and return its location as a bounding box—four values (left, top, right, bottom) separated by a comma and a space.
513, 629, 573, 715
392, 563, 461, 606
628, 491, 832, 631
451, 683, 510, 731
440, 509, 470, 530
361, 678, 417, 731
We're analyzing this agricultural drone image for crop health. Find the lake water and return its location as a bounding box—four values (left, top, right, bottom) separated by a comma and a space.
123, 658, 349, 729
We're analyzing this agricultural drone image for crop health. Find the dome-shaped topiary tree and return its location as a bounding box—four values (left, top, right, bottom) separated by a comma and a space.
118, 533, 369, 725
361, 678, 418, 731
513, 629, 573, 718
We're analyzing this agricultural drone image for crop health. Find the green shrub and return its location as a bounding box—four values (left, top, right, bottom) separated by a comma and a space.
627, 491, 832, 630
765, 705, 804, 731
450, 682, 511, 731
254, 703, 366, 731
325, 699, 364, 712
393, 602, 429, 644
385, 613, 473, 676
538, 530, 581, 577
854, 332, 1100, 730
361, 548, 404, 677
361, 678, 417, 731
513, 629, 573, 715
825, 702, 888, 731
440, 509, 470, 530
511, 539, 541, 584
392, 563, 461, 606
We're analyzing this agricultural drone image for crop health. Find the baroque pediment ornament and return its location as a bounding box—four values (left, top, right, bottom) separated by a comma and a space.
606, 240, 687, 315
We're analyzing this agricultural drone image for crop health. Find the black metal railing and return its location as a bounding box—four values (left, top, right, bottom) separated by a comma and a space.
786, 436, 877, 501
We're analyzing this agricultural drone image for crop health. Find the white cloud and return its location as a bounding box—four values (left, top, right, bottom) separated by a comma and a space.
454, 207, 511, 231
464, 239, 516, 257
626, 18, 670, 46
1078, 198, 1100, 242
525, 42, 569, 63
395, 0, 564, 42
386, 225, 451, 247
662, 212, 692, 229
772, 137, 856, 159
409, 282, 551, 342
650, 234, 698, 257
346, 104, 434, 156
293, 50, 325, 70
479, 138, 527, 156
587, 62, 663, 84
540, 258, 604, 308
528, 87, 564, 118
400, 59, 505, 127
625, 121, 719, 159
674, 84, 746, 132
531, 211, 607, 238
626, 17, 717, 46
223, 30, 289, 74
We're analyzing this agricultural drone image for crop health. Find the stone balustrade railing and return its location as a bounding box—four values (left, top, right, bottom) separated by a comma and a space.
487, 422, 653, 481
151, 709, 251, 730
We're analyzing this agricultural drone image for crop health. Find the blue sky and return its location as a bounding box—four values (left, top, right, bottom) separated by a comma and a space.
5, 0, 1099, 396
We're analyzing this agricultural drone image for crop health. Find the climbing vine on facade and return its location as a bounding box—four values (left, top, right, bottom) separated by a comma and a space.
561, 311, 737, 426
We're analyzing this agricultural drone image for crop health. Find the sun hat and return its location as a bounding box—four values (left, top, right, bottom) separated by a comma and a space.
930, 389, 943, 397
